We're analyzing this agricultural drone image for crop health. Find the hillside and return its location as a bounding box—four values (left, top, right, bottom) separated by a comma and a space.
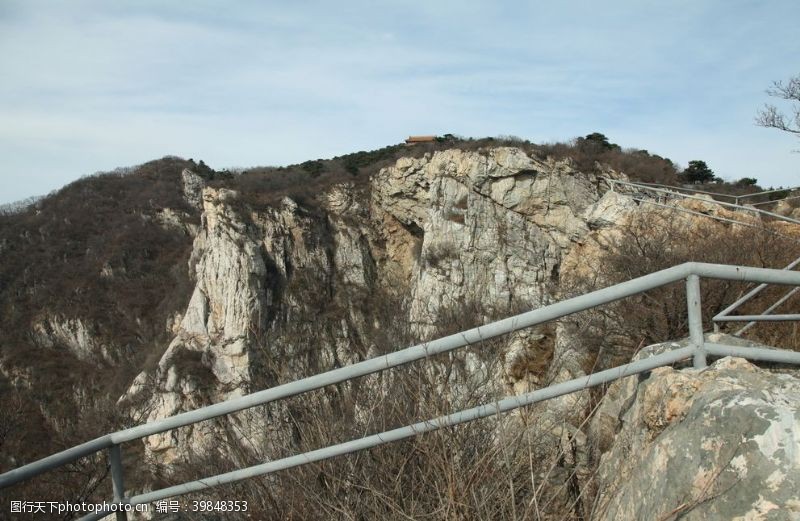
1, 140, 799, 520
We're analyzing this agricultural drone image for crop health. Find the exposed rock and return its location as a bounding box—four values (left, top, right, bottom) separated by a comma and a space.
372, 148, 611, 331
152, 208, 200, 236
4, 144, 799, 520
128, 147, 618, 464
119, 146, 800, 517
591, 338, 800, 520
774, 199, 794, 217
584, 189, 638, 230
125, 187, 269, 465
181, 169, 205, 209
32, 316, 116, 363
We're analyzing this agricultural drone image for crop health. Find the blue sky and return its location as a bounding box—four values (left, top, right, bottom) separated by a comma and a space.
1, 0, 798, 204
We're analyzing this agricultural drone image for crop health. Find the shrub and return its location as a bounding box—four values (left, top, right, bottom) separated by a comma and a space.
159, 291, 585, 520
0, 157, 199, 480
566, 209, 800, 371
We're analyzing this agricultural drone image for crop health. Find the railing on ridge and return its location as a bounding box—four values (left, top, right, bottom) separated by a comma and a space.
1, 263, 800, 521
606, 178, 800, 229
607, 179, 800, 207
607, 178, 800, 337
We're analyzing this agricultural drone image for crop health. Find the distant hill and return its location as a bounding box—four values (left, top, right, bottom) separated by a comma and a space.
0, 195, 44, 215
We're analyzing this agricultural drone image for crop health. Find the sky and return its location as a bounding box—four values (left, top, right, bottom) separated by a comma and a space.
1, 0, 798, 204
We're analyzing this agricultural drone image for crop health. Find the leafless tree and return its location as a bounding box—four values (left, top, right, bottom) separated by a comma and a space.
755, 74, 800, 140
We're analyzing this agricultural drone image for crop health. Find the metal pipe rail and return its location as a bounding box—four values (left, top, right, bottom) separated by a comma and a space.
607, 179, 741, 201
105, 345, 702, 516
628, 197, 794, 237
733, 287, 800, 336
713, 254, 800, 335
751, 194, 800, 207
3, 263, 800, 521
608, 179, 800, 227
609, 177, 800, 335
608, 178, 800, 207
737, 186, 800, 201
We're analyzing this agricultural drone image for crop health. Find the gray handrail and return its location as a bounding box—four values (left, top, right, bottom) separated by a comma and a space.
0, 262, 699, 488
608, 180, 740, 200
628, 197, 800, 241
734, 287, 800, 336
124, 345, 700, 509
607, 178, 800, 207
737, 186, 800, 200
750, 194, 800, 207
713, 254, 800, 334
613, 179, 800, 330
608, 179, 800, 226
4, 262, 800, 521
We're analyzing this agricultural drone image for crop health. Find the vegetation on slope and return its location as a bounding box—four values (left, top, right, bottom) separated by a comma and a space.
0, 134, 796, 518
0, 157, 205, 498
211, 133, 786, 212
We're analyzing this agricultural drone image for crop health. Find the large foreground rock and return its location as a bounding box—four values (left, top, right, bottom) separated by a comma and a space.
591, 344, 800, 520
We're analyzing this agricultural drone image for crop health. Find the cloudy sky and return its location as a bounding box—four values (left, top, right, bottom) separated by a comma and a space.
1, 0, 798, 204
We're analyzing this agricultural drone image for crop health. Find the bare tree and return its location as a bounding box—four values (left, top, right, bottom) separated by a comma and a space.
755, 74, 800, 139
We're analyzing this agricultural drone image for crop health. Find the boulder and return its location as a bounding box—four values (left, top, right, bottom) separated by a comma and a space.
591, 341, 800, 520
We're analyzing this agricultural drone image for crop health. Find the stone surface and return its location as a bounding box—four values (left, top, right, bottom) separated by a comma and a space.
181, 169, 205, 209
127, 147, 617, 463
33, 316, 116, 363
591, 339, 800, 521
372, 148, 610, 331
123, 187, 270, 465
5, 144, 800, 521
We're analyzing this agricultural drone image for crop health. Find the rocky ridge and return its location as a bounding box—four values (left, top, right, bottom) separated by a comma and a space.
124, 147, 625, 464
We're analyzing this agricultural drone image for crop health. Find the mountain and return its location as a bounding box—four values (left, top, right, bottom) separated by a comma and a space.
1, 141, 798, 520
0, 195, 44, 216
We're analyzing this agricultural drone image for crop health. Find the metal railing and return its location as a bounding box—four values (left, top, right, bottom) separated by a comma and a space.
2, 263, 800, 521
736, 186, 800, 206
713, 254, 800, 336
607, 179, 800, 207
607, 179, 800, 228
606, 178, 800, 337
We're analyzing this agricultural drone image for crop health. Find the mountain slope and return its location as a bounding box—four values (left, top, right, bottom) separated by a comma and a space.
1, 141, 798, 520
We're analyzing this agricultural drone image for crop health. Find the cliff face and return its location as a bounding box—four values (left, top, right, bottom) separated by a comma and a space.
123, 147, 623, 464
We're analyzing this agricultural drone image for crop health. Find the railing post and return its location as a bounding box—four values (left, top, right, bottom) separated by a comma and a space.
686, 274, 706, 368
109, 444, 127, 521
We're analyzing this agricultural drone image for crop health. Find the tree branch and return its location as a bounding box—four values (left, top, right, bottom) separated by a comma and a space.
756, 74, 800, 136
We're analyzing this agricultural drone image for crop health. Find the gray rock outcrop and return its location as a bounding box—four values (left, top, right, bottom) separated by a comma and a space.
591, 339, 800, 520
33, 316, 116, 363
124, 187, 270, 464
126, 147, 620, 464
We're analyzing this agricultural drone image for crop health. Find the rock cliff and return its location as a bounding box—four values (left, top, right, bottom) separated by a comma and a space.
125, 148, 624, 464
120, 150, 799, 520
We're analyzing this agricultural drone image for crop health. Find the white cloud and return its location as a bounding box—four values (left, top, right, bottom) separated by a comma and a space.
0, 0, 798, 203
